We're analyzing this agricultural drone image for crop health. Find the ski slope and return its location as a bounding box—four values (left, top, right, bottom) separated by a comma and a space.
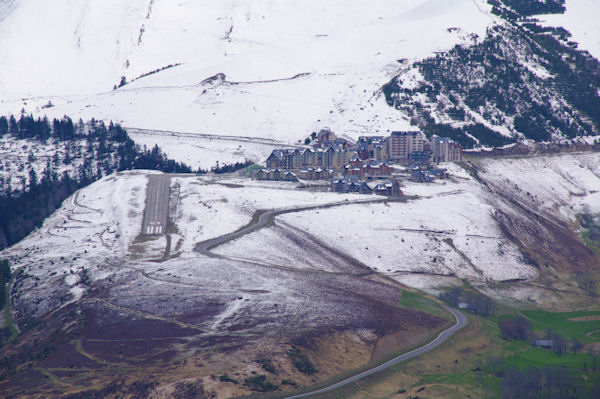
0, 0, 495, 159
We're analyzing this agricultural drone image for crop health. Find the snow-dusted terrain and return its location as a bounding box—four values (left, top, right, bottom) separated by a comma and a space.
124, 127, 285, 170
537, 0, 600, 59
0, 0, 599, 396
174, 177, 369, 254
0, 134, 101, 193
2, 150, 599, 395
210, 152, 600, 305
477, 152, 600, 221
1, 170, 445, 397
5, 152, 599, 327
1, 171, 149, 319
216, 163, 537, 286
0, 0, 495, 165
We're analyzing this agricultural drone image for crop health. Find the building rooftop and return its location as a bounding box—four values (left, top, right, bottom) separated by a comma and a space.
391, 131, 422, 136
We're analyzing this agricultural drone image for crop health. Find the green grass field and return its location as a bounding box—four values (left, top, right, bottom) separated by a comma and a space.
521, 309, 600, 342
505, 348, 597, 369
399, 290, 453, 321
338, 297, 600, 399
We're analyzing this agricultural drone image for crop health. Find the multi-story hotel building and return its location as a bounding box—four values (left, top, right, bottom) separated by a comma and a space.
387, 131, 424, 161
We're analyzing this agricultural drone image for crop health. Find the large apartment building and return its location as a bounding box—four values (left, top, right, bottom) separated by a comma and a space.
266, 147, 357, 170
431, 136, 463, 162
263, 130, 462, 180
387, 131, 424, 161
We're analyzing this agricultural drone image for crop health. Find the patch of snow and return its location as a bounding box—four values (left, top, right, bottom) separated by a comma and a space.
69, 285, 85, 302
64, 274, 78, 286
280, 182, 535, 282
477, 152, 600, 220
523, 60, 553, 80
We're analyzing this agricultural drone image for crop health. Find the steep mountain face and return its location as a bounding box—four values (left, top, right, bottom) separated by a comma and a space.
382, 0, 600, 148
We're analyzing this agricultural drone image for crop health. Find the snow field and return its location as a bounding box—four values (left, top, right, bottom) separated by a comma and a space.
476, 152, 600, 220
173, 176, 367, 254
0, 0, 495, 158
125, 128, 278, 171
278, 185, 535, 282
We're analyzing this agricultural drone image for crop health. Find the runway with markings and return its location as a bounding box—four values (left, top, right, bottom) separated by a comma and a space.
141, 174, 171, 236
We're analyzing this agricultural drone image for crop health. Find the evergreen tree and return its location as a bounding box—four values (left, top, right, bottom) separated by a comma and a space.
0, 116, 8, 136
8, 115, 18, 136
28, 168, 37, 190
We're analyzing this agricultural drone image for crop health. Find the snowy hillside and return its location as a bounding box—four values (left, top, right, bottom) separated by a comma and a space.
0, 0, 597, 167
0, 0, 494, 158
214, 152, 600, 307
4, 152, 599, 332
382, 0, 600, 147
539, 0, 600, 59
0, 171, 445, 397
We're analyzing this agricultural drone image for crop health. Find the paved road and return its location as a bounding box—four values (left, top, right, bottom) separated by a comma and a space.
142, 174, 171, 236
194, 197, 404, 257
284, 306, 468, 399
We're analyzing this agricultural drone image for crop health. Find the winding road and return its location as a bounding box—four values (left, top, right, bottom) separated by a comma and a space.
195, 197, 404, 257
191, 194, 469, 398
285, 306, 468, 399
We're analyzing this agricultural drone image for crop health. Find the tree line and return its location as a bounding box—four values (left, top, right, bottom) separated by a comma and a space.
498, 315, 583, 357
486, 355, 600, 398
439, 287, 495, 316
499, 364, 597, 398
201, 159, 254, 175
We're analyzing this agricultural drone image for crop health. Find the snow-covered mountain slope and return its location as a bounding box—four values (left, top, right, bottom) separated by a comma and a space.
538, 0, 600, 59
1, 0, 598, 165
3, 152, 599, 333
214, 152, 600, 308
381, 0, 600, 147
0, 0, 494, 148
2, 151, 599, 395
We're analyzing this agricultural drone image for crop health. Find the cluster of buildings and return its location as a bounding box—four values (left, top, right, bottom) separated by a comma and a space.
257, 129, 462, 196
330, 178, 402, 196
265, 130, 462, 170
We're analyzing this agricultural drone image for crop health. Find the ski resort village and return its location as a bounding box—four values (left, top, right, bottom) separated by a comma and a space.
256, 129, 461, 196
